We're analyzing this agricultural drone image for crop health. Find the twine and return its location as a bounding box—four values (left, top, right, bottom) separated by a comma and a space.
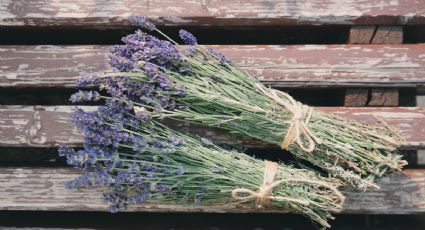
255, 84, 322, 152
231, 160, 345, 208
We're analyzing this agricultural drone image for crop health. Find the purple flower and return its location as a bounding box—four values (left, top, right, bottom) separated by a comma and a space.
201, 138, 213, 146
128, 16, 156, 31
210, 167, 224, 173
176, 166, 185, 175
207, 47, 233, 65
168, 134, 183, 146
69, 90, 100, 103
132, 135, 147, 152
179, 29, 197, 45
76, 73, 100, 86
194, 194, 202, 205
58, 145, 74, 157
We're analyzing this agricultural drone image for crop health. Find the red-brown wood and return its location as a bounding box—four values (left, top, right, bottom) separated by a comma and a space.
347, 26, 403, 106
1, 0, 425, 27
1, 45, 425, 88
344, 89, 369, 106
349, 26, 376, 44
344, 89, 400, 107
0, 106, 423, 149
368, 89, 399, 106
372, 26, 404, 44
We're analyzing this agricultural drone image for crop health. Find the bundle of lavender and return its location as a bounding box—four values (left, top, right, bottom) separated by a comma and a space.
78, 16, 406, 189
60, 97, 344, 228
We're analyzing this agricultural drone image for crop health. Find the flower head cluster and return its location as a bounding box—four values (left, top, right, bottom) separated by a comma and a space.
179, 29, 197, 45
69, 90, 100, 103
61, 96, 191, 211
128, 16, 156, 31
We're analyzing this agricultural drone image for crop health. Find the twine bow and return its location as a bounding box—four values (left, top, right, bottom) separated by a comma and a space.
232, 160, 310, 207
231, 160, 345, 209
255, 84, 322, 153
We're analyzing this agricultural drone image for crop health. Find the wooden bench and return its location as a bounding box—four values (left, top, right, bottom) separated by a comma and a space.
1, 0, 425, 229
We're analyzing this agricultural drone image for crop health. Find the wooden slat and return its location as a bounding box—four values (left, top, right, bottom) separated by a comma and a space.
346, 26, 403, 106
0, 167, 423, 214
1, 106, 424, 149
344, 89, 369, 106
1, 0, 424, 27
368, 89, 399, 106
349, 26, 404, 44
348, 26, 376, 44
2, 45, 425, 88
344, 88, 400, 107
371, 26, 404, 44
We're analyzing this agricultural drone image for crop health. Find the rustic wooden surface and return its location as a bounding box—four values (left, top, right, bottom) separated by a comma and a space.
1, 106, 423, 149
344, 89, 399, 106
371, 26, 404, 44
344, 89, 369, 106
348, 26, 376, 44
349, 26, 404, 44
346, 25, 402, 106
1, 0, 425, 27
0, 167, 423, 214
2, 45, 425, 88
368, 89, 399, 106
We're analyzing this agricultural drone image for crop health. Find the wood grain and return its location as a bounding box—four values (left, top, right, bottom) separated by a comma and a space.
371, 26, 404, 44
0, 167, 423, 214
1, 106, 424, 149
349, 26, 404, 44
2, 45, 425, 88
1, 0, 424, 27
344, 89, 399, 107
344, 89, 369, 106
368, 89, 399, 106
348, 26, 376, 44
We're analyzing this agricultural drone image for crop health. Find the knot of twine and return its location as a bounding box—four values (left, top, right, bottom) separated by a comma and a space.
231, 160, 345, 209
255, 83, 322, 153
232, 160, 310, 207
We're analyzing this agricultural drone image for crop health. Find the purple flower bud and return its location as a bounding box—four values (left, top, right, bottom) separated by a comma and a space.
176, 166, 185, 175
128, 16, 156, 31
58, 145, 74, 157
179, 29, 197, 45
207, 47, 233, 64
194, 194, 202, 205
76, 73, 100, 86
201, 138, 213, 146
69, 90, 100, 103
168, 134, 183, 146
133, 106, 151, 121
210, 167, 224, 173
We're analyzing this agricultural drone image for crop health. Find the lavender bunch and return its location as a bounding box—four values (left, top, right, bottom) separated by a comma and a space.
79, 16, 407, 190
60, 94, 344, 228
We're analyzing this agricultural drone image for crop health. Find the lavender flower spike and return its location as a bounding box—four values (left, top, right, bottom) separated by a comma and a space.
129, 16, 156, 31
69, 90, 100, 103
179, 29, 197, 45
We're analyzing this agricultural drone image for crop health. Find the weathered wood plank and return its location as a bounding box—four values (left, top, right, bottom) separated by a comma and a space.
371, 26, 404, 44
0, 106, 424, 149
348, 26, 376, 44
349, 26, 404, 44
0, 167, 423, 214
1, 0, 424, 27
368, 89, 399, 106
344, 88, 399, 106
346, 25, 403, 106
344, 89, 369, 106
2, 45, 425, 88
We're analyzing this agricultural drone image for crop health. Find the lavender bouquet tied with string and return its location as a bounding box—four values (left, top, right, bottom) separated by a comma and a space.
60, 95, 344, 229
77, 16, 406, 190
